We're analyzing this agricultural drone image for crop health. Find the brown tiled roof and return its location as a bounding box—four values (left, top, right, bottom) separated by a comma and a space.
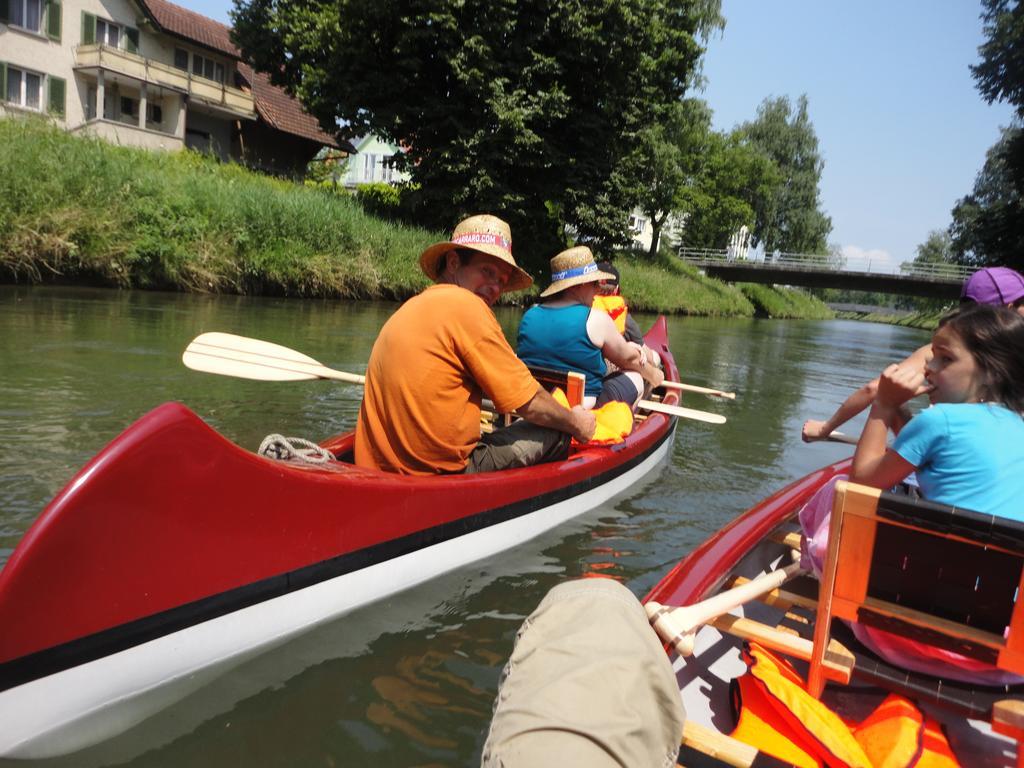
238, 64, 342, 148
137, 0, 343, 148
139, 0, 240, 59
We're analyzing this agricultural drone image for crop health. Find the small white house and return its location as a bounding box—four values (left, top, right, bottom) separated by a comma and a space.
628, 208, 686, 253
341, 134, 410, 187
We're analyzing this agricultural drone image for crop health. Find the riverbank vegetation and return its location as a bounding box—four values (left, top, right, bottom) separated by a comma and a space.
0, 119, 833, 318
833, 309, 945, 331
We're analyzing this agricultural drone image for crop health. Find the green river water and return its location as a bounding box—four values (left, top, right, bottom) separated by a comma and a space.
0, 285, 931, 767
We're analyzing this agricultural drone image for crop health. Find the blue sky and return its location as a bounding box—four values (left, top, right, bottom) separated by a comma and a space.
180, 0, 1013, 270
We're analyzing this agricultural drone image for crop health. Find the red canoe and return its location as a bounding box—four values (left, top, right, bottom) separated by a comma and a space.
0, 317, 681, 759
644, 460, 1024, 766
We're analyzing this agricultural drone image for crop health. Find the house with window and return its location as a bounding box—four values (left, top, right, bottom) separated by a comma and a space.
627, 208, 686, 253
340, 134, 410, 187
0, 0, 349, 175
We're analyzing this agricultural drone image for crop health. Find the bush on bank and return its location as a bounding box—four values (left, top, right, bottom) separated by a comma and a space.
833, 309, 946, 331
739, 283, 834, 319
0, 118, 826, 318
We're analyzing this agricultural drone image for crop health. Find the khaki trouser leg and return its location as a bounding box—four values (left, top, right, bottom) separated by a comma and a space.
465, 420, 570, 474
481, 579, 686, 768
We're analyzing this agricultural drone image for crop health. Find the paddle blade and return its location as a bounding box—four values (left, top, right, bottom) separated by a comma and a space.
183, 332, 360, 383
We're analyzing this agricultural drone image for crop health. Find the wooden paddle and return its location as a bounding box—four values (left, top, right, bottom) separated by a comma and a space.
637, 399, 726, 425
182, 332, 365, 384
661, 381, 736, 400
646, 557, 805, 657
803, 430, 859, 446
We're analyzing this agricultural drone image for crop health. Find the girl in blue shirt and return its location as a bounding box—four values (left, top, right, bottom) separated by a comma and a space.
851, 303, 1024, 521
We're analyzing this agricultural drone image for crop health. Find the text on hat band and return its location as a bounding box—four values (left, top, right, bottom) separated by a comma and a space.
551, 263, 599, 281
452, 232, 512, 251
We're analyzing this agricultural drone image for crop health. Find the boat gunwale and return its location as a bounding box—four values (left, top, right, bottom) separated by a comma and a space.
642, 458, 851, 609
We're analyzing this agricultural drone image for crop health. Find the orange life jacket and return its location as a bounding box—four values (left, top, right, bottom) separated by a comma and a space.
853, 694, 960, 768
592, 295, 629, 334
730, 643, 961, 768
731, 643, 870, 767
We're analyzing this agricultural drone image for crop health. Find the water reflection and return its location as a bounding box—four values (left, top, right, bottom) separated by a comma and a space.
0, 285, 930, 766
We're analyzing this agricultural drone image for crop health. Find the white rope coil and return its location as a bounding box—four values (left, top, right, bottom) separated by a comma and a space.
258, 434, 335, 464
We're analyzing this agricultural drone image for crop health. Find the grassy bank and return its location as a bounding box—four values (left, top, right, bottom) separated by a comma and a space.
833, 309, 947, 331
1, 118, 830, 318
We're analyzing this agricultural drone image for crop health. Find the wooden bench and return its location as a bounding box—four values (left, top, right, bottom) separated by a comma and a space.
679, 482, 1024, 764
809, 481, 1024, 737
526, 365, 585, 408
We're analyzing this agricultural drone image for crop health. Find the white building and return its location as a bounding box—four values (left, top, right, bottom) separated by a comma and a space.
340, 134, 410, 187
628, 208, 686, 253
0, 0, 346, 174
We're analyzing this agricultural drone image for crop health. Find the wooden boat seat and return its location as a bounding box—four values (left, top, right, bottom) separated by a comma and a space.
716, 482, 1024, 737
526, 365, 586, 408
729, 573, 1024, 720
807, 481, 1024, 702
767, 480, 1024, 754
485, 366, 585, 430
678, 483, 1024, 766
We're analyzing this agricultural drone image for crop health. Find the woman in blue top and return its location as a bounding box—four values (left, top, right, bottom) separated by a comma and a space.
517, 246, 664, 408
851, 303, 1024, 522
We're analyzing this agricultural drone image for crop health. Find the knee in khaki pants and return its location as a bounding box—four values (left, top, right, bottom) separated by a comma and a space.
481, 579, 685, 768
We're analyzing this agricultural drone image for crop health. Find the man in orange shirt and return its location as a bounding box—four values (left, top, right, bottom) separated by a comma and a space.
355, 215, 596, 475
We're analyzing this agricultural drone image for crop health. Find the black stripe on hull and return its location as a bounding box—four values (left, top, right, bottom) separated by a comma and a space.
0, 425, 673, 693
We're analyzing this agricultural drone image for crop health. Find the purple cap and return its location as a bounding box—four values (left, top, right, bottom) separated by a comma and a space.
961, 266, 1024, 306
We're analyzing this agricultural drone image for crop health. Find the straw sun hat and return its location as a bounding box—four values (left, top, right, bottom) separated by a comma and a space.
539, 246, 616, 298
419, 214, 533, 292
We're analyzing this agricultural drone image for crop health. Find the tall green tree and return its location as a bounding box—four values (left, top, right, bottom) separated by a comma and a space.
952, 0, 1024, 268
633, 98, 711, 256
231, 0, 723, 271
739, 95, 831, 253
950, 126, 1024, 269
678, 129, 780, 249
972, 0, 1024, 190
905, 229, 955, 272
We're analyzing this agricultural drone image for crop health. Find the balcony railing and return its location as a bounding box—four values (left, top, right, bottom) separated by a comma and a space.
74, 44, 255, 119
678, 247, 974, 281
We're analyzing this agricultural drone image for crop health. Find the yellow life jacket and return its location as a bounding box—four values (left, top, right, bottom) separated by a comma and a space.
551, 388, 633, 445
592, 295, 629, 335
730, 643, 961, 768
731, 643, 871, 768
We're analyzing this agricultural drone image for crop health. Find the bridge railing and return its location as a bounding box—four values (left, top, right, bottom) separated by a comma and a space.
677, 247, 973, 281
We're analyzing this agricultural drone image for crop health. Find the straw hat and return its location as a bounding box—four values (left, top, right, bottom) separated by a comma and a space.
419, 214, 533, 292
539, 246, 616, 298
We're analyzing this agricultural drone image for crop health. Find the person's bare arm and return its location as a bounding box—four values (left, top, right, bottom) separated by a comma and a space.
850, 363, 929, 488
802, 343, 932, 442
802, 380, 878, 441
515, 386, 597, 443
590, 311, 643, 370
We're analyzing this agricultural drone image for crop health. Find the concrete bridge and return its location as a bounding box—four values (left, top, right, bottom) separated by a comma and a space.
678, 248, 972, 299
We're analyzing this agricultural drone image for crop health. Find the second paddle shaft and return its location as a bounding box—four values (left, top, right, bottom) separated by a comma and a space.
661, 381, 736, 399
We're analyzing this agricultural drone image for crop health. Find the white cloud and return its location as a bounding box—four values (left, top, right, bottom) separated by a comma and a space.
840, 245, 902, 275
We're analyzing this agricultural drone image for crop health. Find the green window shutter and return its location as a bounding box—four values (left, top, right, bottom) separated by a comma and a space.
46, 0, 62, 42
125, 26, 139, 54
81, 11, 95, 44
0, 0, 10, 25
48, 76, 65, 117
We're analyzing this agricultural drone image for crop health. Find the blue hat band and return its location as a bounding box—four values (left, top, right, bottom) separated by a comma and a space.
551, 263, 598, 281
